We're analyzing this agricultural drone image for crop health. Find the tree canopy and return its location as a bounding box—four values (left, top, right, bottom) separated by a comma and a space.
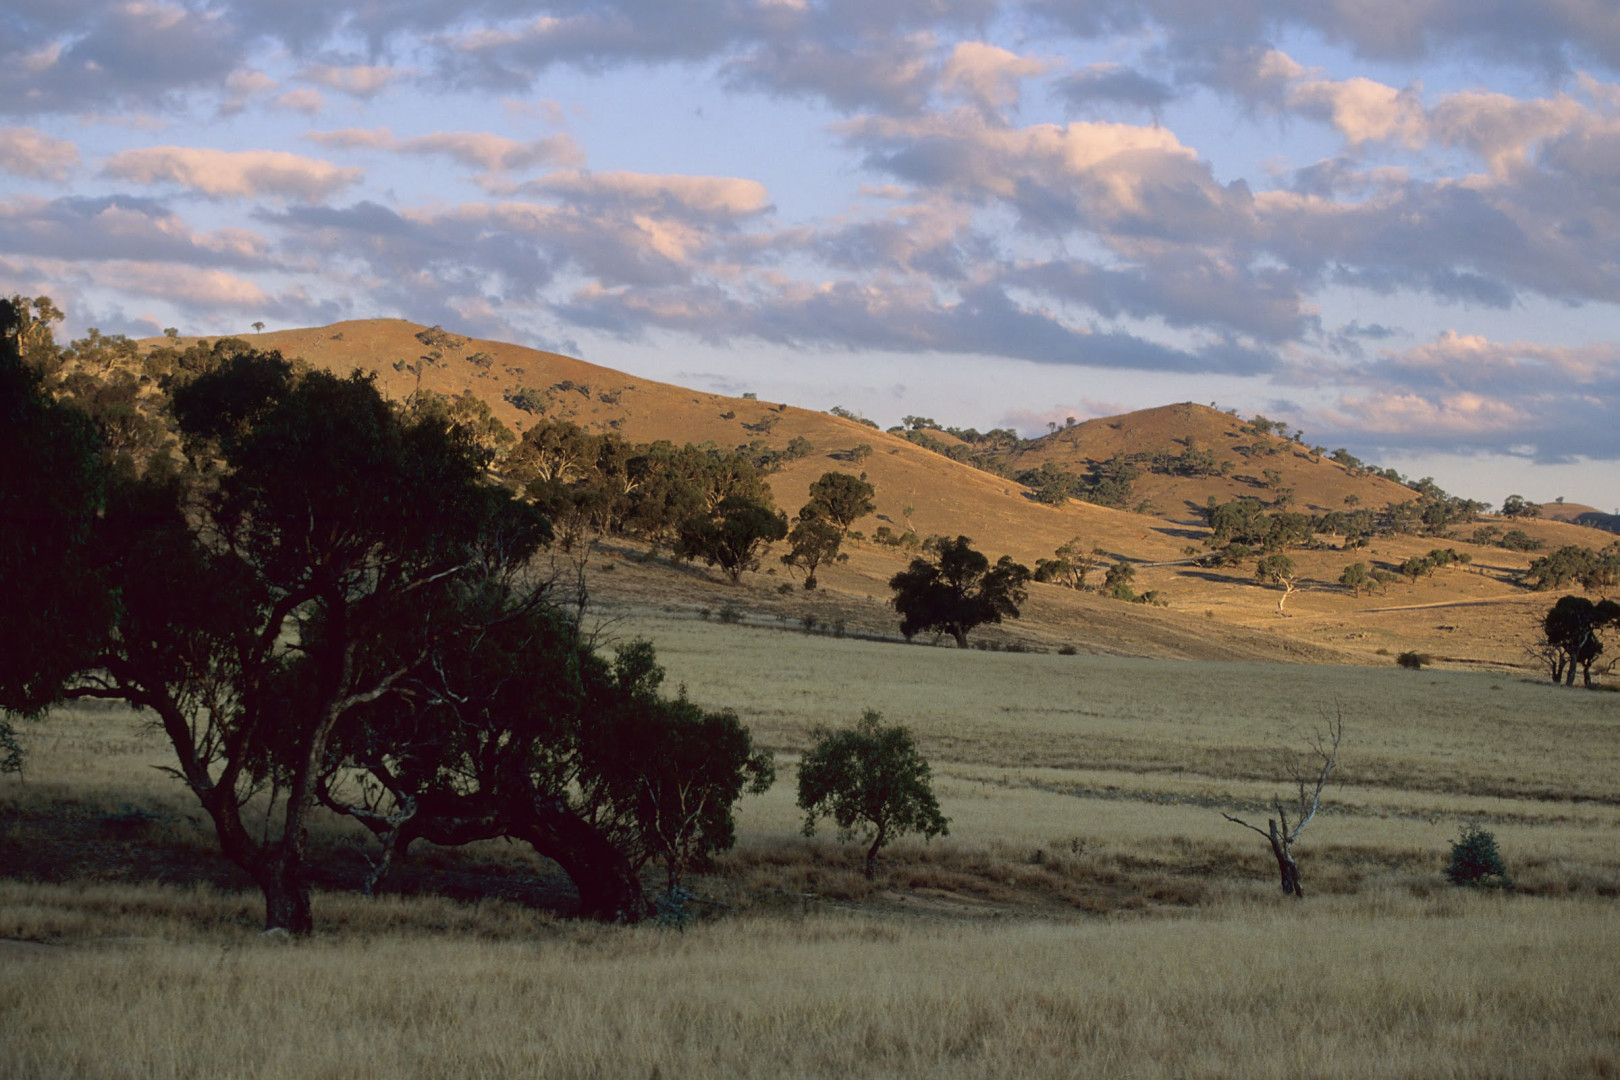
0, 321, 773, 931
797, 709, 948, 879
888, 535, 1030, 647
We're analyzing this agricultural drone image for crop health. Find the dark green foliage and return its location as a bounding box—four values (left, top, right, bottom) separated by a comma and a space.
1446, 824, 1511, 888
1542, 595, 1620, 686
1501, 494, 1539, 519
782, 506, 844, 589
1032, 538, 1100, 590
806, 471, 876, 533
1339, 562, 1371, 596
889, 536, 1031, 647
1499, 529, 1543, 552
505, 386, 551, 413
1524, 545, 1620, 592
575, 642, 774, 892
0, 299, 112, 728
797, 710, 949, 879
1103, 561, 1137, 601
677, 494, 788, 582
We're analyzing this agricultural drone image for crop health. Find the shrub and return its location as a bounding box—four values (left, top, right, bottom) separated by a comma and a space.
1446, 824, 1511, 888
1396, 651, 1430, 669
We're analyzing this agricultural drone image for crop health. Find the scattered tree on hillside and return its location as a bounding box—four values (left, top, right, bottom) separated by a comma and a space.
781, 505, 845, 589
1523, 544, 1620, 592
797, 709, 948, 879
677, 494, 788, 582
805, 471, 876, 535
888, 536, 1031, 648
1103, 560, 1138, 601
1339, 562, 1371, 597
1501, 494, 1540, 519
1222, 715, 1343, 899
1033, 537, 1101, 590
1255, 553, 1300, 615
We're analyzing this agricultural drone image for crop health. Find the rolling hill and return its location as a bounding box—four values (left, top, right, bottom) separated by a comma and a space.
143, 320, 1619, 672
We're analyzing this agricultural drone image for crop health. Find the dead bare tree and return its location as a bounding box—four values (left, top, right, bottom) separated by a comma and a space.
1222, 714, 1343, 898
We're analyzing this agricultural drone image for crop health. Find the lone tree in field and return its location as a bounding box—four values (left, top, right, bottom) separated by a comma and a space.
797, 710, 948, 879
1222, 715, 1343, 899
1541, 595, 1620, 687
889, 535, 1031, 647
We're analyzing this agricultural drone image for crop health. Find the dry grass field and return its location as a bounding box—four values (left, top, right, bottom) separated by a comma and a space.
4, 614, 1619, 1078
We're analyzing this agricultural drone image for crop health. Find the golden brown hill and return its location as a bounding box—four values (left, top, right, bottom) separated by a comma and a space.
993, 402, 1421, 520
141, 321, 1620, 672
1538, 501, 1620, 535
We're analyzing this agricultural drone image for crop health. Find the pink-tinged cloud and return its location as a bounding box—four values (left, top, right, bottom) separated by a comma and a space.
530, 170, 771, 219
273, 89, 325, 115
0, 127, 80, 180
96, 262, 271, 308
1429, 91, 1590, 177
307, 126, 583, 174
1328, 390, 1529, 436
1288, 75, 1428, 148
103, 146, 361, 200
939, 42, 1051, 116
297, 64, 413, 99
1373, 330, 1618, 391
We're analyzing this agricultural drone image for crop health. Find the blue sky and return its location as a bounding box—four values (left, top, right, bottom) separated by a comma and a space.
4, 1, 1620, 509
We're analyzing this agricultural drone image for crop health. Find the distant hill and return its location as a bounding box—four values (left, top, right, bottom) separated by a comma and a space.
982, 401, 1422, 520
1539, 502, 1620, 535
138, 321, 1620, 671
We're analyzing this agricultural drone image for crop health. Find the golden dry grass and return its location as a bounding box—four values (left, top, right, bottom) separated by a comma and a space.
2, 885, 1617, 1079
6, 615, 1620, 1077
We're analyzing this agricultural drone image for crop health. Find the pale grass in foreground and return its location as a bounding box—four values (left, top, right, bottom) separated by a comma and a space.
2, 881, 1617, 1079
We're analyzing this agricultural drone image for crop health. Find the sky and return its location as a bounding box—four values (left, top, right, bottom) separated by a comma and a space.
4, 1, 1620, 511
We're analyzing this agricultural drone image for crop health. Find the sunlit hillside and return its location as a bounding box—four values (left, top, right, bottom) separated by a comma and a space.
144, 320, 1620, 673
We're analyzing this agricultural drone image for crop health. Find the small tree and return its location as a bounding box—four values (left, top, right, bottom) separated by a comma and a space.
1222, 715, 1343, 899
806, 471, 876, 534
782, 506, 844, 589
1445, 824, 1511, 888
677, 494, 788, 582
1255, 553, 1299, 614
797, 710, 949, 879
889, 535, 1030, 647
1339, 562, 1370, 597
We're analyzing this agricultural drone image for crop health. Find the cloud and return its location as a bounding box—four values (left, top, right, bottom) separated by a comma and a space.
1052, 63, 1176, 116
0, 1, 242, 117
296, 63, 414, 99
1306, 330, 1620, 461
0, 127, 80, 180
938, 42, 1051, 118
273, 89, 326, 115
1287, 75, 1428, 148
522, 169, 771, 221
103, 147, 363, 201
0, 195, 271, 267
307, 127, 584, 176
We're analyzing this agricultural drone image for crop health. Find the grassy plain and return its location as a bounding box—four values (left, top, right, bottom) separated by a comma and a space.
3, 615, 1620, 1078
